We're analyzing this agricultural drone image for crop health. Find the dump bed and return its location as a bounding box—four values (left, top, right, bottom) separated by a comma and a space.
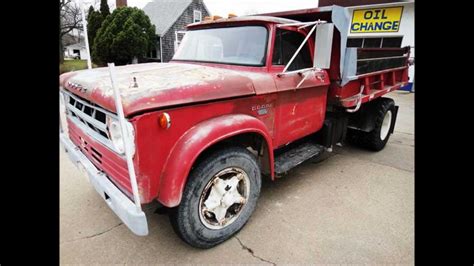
261, 5, 410, 108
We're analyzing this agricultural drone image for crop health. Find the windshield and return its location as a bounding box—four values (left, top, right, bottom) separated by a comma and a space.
173, 26, 268, 66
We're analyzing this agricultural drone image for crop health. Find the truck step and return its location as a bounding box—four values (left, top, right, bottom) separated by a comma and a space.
274, 142, 325, 175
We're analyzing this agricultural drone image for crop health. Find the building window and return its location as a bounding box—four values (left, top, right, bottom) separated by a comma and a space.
174, 31, 186, 53
193, 10, 202, 23
363, 38, 382, 48
347, 37, 403, 48
381, 37, 403, 48
347, 38, 363, 48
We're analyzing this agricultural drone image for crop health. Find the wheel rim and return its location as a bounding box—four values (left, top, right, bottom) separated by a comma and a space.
380, 110, 392, 141
198, 167, 250, 230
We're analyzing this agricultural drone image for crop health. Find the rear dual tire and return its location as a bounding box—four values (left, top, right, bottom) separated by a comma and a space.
348, 97, 396, 151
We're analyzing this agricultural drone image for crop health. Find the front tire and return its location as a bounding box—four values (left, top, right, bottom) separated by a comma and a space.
169, 146, 261, 248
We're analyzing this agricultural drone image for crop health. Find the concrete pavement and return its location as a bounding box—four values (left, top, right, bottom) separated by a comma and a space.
60, 91, 414, 264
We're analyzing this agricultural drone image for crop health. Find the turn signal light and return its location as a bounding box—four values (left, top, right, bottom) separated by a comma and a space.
159, 113, 171, 129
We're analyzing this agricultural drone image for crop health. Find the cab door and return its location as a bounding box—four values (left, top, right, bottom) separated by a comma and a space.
270, 28, 330, 148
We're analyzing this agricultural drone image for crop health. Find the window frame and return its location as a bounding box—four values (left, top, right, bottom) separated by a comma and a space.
271, 28, 314, 71
172, 25, 270, 67
193, 10, 202, 23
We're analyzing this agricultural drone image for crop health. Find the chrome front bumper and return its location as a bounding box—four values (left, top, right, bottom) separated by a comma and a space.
60, 133, 149, 236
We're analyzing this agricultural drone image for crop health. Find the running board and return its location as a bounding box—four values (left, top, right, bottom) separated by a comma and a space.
274, 142, 325, 175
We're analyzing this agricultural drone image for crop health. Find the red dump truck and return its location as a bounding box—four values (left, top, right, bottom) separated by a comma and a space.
59, 5, 410, 248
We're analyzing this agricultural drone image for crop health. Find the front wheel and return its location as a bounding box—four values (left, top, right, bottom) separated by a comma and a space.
169, 146, 261, 248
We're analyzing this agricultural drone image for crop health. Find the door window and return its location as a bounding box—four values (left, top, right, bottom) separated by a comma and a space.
272, 29, 312, 71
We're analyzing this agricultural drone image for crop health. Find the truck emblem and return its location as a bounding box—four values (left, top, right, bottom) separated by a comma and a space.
68, 81, 87, 93
252, 103, 272, 115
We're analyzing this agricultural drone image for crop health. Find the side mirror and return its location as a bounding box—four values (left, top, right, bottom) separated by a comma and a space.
314, 23, 334, 69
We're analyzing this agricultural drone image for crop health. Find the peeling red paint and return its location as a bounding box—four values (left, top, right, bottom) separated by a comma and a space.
60, 15, 409, 208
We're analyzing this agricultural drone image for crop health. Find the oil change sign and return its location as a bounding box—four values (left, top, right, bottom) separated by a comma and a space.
350, 6, 403, 33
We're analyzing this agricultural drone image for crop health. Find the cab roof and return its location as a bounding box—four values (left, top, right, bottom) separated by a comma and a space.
187, 15, 299, 30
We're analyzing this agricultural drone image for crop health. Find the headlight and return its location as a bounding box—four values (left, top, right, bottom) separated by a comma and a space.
59, 91, 69, 135
107, 117, 135, 155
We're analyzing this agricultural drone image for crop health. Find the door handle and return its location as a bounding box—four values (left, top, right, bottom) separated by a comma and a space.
296, 70, 326, 89
314, 71, 325, 82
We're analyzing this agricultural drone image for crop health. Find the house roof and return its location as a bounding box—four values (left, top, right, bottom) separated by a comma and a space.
143, 0, 199, 36
62, 33, 84, 46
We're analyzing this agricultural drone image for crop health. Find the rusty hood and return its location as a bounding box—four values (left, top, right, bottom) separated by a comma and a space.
60, 62, 264, 116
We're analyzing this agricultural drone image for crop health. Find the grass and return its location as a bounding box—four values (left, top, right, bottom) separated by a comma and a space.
60, 60, 98, 74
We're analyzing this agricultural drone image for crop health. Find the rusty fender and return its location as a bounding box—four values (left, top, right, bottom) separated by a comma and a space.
157, 114, 274, 207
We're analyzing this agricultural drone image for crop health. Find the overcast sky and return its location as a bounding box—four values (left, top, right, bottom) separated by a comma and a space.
83, 0, 319, 16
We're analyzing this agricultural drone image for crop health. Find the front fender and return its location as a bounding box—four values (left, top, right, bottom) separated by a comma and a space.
157, 114, 274, 207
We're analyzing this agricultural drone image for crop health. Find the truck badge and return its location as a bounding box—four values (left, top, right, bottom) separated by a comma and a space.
68, 81, 87, 93
252, 103, 272, 115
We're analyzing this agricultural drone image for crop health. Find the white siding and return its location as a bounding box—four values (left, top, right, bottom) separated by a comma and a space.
79, 48, 90, 60
64, 44, 90, 60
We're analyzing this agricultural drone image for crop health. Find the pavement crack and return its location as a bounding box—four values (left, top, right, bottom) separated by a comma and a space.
60, 222, 123, 244
82, 222, 123, 239
350, 157, 414, 173
391, 142, 414, 147
235, 236, 276, 265
374, 162, 413, 173
394, 131, 414, 136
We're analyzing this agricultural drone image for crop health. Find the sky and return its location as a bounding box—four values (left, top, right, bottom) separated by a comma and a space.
82, 0, 320, 16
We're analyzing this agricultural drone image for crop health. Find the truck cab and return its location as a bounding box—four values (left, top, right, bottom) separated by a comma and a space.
60, 5, 410, 248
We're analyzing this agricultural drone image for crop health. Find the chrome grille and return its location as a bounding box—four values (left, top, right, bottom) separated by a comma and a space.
61, 89, 120, 154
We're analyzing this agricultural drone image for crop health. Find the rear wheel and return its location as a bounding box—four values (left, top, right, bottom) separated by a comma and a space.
169, 146, 261, 248
348, 97, 396, 151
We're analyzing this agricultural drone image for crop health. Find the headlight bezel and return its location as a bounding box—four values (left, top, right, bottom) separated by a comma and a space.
106, 116, 135, 156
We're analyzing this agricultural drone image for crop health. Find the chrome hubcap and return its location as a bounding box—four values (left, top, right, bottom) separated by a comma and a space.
199, 167, 250, 230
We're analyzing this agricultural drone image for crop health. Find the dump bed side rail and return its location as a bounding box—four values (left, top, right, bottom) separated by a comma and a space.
342, 46, 410, 85
330, 46, 410, 110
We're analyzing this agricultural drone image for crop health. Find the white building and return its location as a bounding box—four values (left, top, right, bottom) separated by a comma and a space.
64, 42, 90, 60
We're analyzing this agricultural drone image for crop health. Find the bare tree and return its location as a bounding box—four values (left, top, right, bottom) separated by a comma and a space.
60, 0, 83, 63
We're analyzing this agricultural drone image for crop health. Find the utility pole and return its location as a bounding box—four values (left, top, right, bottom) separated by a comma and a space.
80, 0, 92, 69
